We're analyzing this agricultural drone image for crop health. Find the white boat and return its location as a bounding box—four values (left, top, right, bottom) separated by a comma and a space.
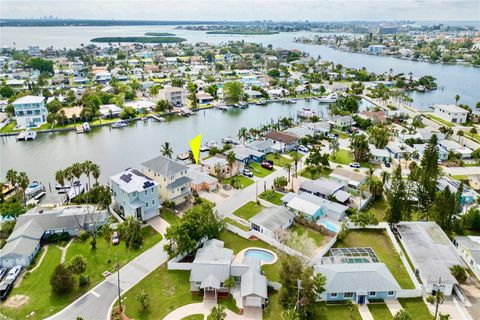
258, 98, 267, 105
239, 101, 249, 109
56, 180, 81, 192
318, 92, 338, 103
111, 120, 128, 128
207, 141, 218, 149
200, 144, 210, 152
286, 99, 296, 104
16, 129, 37, 141
67, 183, 84, 201
297, 108, 318, 119
82, 122, 91, 132
25, 181, 44, 197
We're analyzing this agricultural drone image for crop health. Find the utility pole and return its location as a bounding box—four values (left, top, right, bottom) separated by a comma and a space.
116, 253, 122, 312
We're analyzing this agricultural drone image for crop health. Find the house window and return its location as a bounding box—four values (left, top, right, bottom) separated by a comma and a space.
331, 293, 337, 298
152, 200, 155, 205
387, 291, 395, 296
344, 292, 354, 298
145, 190, 147, 195
195, 281, 201, 286
369, 292, 376, 297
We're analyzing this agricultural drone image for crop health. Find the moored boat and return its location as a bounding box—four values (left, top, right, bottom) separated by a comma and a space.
318, 92, 338, 103
67, 183, 84, 201
25, 181, 45, 197
111, 120, 128, 128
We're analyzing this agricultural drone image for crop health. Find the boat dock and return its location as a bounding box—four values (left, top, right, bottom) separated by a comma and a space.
76, 125, 85, 134
177, 152, 190, 161
150, 115, 166, 122
16, 130, 37, 141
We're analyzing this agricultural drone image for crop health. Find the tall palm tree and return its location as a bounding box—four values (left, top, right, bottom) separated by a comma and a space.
329, 139, 339, 159
71, 162, 83, 183
82, 160, 94, 190
214, 163, 223, 183
290, 152, 302, 178
55, 169, 66, 189
5, 169, 17, 189
226, 151, 236, 175
238, 127, 248, 145
91, 163, 101, 185
381, 170, 390, 186
17, 172, 29, 205
283, 162, 293, 190
64, 167, 74, 190
161, 142, 173, 159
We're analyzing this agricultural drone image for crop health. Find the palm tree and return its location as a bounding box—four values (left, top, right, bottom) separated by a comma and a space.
91, 163, 101, 185
237, 127, 248, 145
455, 94, 460, 105
161, 142, 174, 159
381, 170, 391, 186
64, 167, 74, 190
226, 151, 236, 175
17, 172, 29, 205
71, 162, 83, 183
55, 169, 66, 189
208, 305, 226, 320
290, 152, 302, 178
283, 162, 293, 190
214, 163, 223, 184
329, 139, 339, 159
82, 160, 94, 190
5, 169, 17, 189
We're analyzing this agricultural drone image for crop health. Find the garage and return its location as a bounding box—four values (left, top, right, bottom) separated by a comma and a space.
245, 296, 262, 307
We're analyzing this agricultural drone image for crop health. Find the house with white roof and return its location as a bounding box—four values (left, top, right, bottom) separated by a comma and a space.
453, 236, 480, 280
250, 206, 295, 239
412, 144, 448, 161
99, 104, 123, 118
12, 95, 47, 128
437, 177, 477, 205
329, 167, 367, 191
438, 139, 472, 159
187, 165, 217, 193
433, 104, 469, 124
110, 168, 160, 221
124, 100, 156, 113
298, 179, 351, 205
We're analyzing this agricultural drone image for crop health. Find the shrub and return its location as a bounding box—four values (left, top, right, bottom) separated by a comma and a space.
44, 232, 71, 244
450, 265, 468, 284
78, 231, 90, 242
136, 290, 150, 311
68, 254, 87, 274
79, 274, 89, 287
426, 295, 435, 304
50, 264, 75, 295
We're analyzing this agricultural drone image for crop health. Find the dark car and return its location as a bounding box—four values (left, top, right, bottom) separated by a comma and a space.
265, 159, 274, 165
384, 161, 391, 168
0, 268, 6, 280
261, 161, 273, 170
0, 282, 12, 301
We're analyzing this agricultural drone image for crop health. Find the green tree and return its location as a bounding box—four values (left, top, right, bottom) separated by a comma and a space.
164, 203, 224, 258
208, 305, 226, 320
0, 85, 15, 98
17, 171, 29, 205
136, 290, 151, 311
416, 135, 440, 220
237, 127, 249, 144
120, 106, 137, 119
349, 211, 379, 227
226, 151, 236, 174
156, 99, 172, 112
223, 276, 236, 293
393, 310, 412, 320
161, 142, 174, 159
30, 57, 54, 74
121, 216, 143, 250
329, 139, 340, 159
291, 152, 302, 178
450, 265, 468, 284
434, 183, 462, 235
187, 81, 197, 108
224, 81, 244, 103
50, 264, 75, 295
386, 166, 409, 223
67, 254, 87, 274
0, 201, 26, 221
367, 125, 390, 149
349, 134, 370, 162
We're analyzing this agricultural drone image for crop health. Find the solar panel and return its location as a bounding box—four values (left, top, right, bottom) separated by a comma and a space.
120, 173, 132, 183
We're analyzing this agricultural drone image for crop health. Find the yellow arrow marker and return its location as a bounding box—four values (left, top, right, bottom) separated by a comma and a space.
189, 134, 202, 164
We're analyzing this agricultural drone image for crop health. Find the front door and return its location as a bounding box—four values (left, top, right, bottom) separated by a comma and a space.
358, 295, 366, 304
136, 207, 142, 220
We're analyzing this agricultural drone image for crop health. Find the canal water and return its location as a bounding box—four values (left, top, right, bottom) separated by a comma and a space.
1, 99, 372, 189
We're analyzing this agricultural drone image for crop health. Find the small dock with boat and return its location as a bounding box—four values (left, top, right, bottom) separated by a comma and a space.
16, 129, 37, 141
76, 122, 91, 134
151, 115, 166, 122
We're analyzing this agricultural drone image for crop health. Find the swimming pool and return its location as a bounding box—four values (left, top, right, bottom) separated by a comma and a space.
320, 220, 339, 233
244, 249, 275, 263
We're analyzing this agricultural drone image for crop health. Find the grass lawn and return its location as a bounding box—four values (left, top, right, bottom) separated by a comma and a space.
426, 114, 453, 127
331, 129, 350, 139
287, 151, 304, 159
232, 201, 264, 221
399, 298, 432, 320
313, 302, 362, 320
222, 175, 254, 189
218, 230, 281, 282
334, 229, 415, 289
368, 303, 393, 320
300, 167, 333, 180
160, 208, 180, 225
259, 190, 284, 205
123, 264, 203, 320
225, 217, 250, 231
366, 197, 388, 222
0, 226, 162, 319
218, 294, 240, 313
330, 149, 354, 165
265, 154, 292, 167
263, 292, 282, 320
290, 224, 324, 246
249, 162, 275, 178
0, 121, 18, 133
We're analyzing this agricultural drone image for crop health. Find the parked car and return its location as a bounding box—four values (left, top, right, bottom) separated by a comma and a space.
0, 268, 7, 280
349, 162, 361, 169
112, 231, 119, 245
306, 144, 313, 150
384, 161, 391, 168
327, 133, 338, 139
0, 282, 12, 301
261, 161, 273, 170
265, 159, 274, 165
5, 265, 22, 282
242, 169, 253, 177
298, 145, 309, 153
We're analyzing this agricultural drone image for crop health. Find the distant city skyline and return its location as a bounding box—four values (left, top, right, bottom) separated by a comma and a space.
1, 0, 479, 22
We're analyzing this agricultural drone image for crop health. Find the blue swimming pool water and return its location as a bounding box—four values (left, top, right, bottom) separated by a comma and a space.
244, 249, 275, 263
320, 220, 339, 233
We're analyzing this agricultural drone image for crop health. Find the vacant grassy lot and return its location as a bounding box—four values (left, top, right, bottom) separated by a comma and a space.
259, 190, 284, 205
160, 208, 180, 225
366, 197, 388, 222
123, 264, 203, 320
0, 226, 162, 320
249, 162, 275, 177
265, 154, 292, 167
300, 167, 333, 180
232, 201, 264, 221
399, 298, 432, 320
334, 229, 415, 289
222, 175, 254, 189
368, 303, 393, 320
330, 149, 354, 165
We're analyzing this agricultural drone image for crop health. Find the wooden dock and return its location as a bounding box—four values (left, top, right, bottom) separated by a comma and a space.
76, 125, 84, 134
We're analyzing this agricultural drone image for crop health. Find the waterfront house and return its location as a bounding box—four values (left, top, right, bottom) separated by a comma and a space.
453, 236, 480, 281
304, 121, 331, 136
250, 206, 295, 239
201, 155, 243, 179
12, 95, 47, 129
329, 168, 367, 191
0, 206, 107, 268
228, 146, 264, 164
329, 115, 354, 129
315, 259, 401, 304
433, 104, 469, 124
187, 166, 218, 193
141, 155, 192, 205
99, 104, 123, 118
248, 140, 280, 154
109, 168, 160, 221
158, 86, 187, 106
196, 92, 214, 105
124, 100, 156, 113
263, 130, 299, 153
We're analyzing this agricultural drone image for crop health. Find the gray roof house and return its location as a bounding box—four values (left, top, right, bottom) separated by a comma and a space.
0, 206, 108, 268
453, 236, 480, 281
184, 239, 268, 308
250, 206, 295, 239
299, 178, 351, 204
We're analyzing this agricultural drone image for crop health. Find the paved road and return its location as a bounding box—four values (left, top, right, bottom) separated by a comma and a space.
47, 236, 169, 320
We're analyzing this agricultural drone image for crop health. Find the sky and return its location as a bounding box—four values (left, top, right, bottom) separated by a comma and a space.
1, 0, 479, 21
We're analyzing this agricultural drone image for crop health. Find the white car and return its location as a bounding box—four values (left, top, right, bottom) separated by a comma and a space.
298, 145, 309, 153
5, 266, 22, 282
349, 162, 361, 169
